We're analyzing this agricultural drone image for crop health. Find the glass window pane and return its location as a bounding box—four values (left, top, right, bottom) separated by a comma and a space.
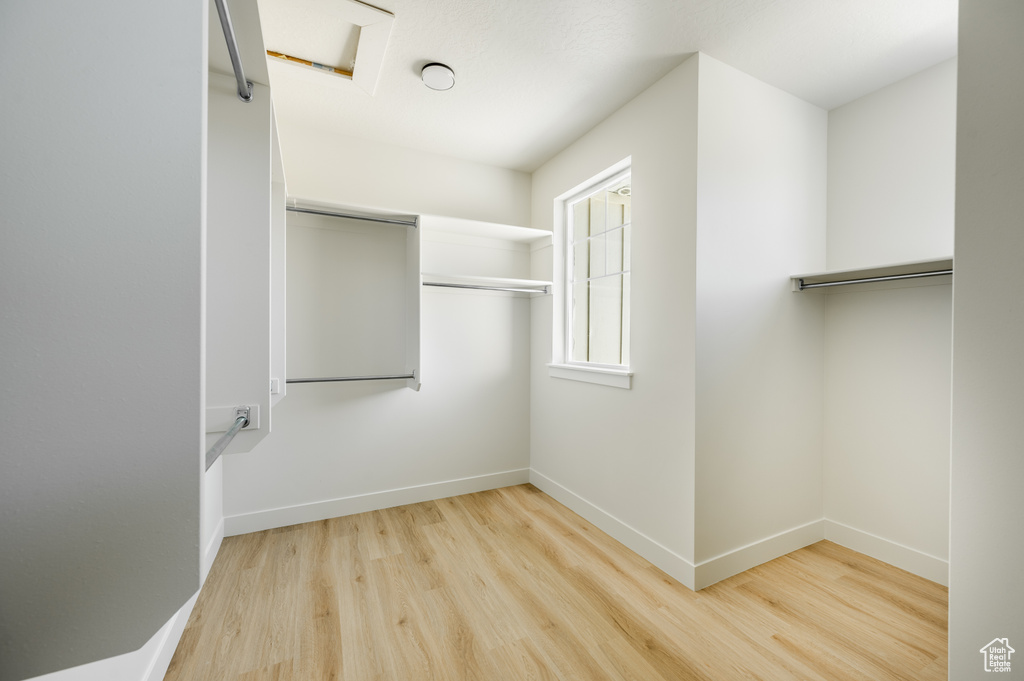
588, 273, 625, 365
589, 231, 608, 279
571, 199, 590, 243
621, 272, 630, 366
565, 170, 630, 368
618, 225, 626, 274
572, 238, 590, 283
605, 226, 624, 275
588, 195, 607, 236
605, 191, 628, 231
570, 281, 590, 362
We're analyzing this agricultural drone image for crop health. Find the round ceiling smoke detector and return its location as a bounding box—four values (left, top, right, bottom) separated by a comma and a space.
421, 63, 455, 91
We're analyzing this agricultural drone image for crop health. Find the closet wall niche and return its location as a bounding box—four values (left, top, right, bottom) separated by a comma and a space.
420, 215, 552, 296
792, 57, 957, 585
285, 208, 551, 396
286, 200, 421, 391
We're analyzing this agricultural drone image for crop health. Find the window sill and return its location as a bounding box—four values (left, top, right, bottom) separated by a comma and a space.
547, 363, 632, 389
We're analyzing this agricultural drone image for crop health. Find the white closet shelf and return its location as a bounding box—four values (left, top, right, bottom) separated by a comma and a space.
420, 215, 551, 246
422, 273, 552, 295
286, 197, 419, 226
791, 256, 953, 294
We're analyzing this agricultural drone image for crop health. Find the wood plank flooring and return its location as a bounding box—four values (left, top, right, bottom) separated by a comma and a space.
165, 485, 947, 680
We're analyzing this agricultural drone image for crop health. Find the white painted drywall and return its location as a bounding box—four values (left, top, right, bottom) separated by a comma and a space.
285, 213, 411, 380
201, 72, 275, 586
205, 73, 273, 453
950, 1, 1024, 676
223, 285, 531, 530
420, 230, 533, 281
531, 53, 827, 589
270, 115, 288, 406
530, 55, 701, 583
822, 284, 951, 582
821, 58, 957, 586
276, 122, 532, 227
200, 456, 224, 585
827, 58, 957, 271
693, 55, 827, 576
221, 144, 533, 532
0, 2, 205, 679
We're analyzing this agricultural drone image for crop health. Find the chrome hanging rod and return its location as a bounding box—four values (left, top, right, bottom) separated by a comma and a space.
213, 0, 253, 102
205, 407, 250, 471
286, 205, 418, 227
798, 269, 953, 291
423, 282, 550, 294
287, 373, 416, 384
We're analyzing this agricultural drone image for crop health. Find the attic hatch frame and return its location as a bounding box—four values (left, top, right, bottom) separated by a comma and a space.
263, 0, 394, 95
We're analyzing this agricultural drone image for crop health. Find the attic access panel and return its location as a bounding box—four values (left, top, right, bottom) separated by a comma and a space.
259, 0, 394, 95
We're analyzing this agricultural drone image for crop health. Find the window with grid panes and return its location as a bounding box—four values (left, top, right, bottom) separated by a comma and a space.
565, 169, 631, 367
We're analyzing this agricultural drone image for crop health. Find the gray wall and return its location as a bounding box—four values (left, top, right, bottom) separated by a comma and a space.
0, 2, 205, 678
950, 0, 1024, 677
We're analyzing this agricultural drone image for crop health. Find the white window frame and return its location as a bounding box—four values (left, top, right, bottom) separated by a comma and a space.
547, 160, 633, 389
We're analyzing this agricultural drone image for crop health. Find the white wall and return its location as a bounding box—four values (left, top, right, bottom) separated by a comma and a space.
533, 53, 956, 597
827, 58, 957, 271
822, 284, 951, 583
270, 117, 288, 407
530, 56, 701, 585
221, 141, 534, 534
0, 2, 205, 679
530, 53, 827, 590
693, 55, 827, 584
534, 54, 957, 593
821, 60, 957, 586
950, 1, 1024, 676
277, 123, 532, 227
421, 229, 533, 281
205, 73, 273, 454
286, 213, 411, 380
201, 71, 275, 583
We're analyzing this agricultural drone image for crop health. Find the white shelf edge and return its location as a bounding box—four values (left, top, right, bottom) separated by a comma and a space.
419, 214, 552, 245
286, 195, 418, 224
791, 256, 953, 294
422, 273, 552, 290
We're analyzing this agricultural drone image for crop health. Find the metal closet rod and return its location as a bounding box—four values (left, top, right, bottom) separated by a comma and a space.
423, 281, 550, 294
286, 205, 418, 227
213, 0, 253, 102
287, 374, 416, 384
798, 269, 953, 291
205, 408, 250, 471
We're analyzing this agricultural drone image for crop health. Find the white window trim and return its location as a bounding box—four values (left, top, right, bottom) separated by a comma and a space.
547, 362, 632, 389
549, 158, 633, 389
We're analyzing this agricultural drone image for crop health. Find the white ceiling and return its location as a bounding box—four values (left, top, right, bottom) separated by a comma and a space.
255, 0, 958, 173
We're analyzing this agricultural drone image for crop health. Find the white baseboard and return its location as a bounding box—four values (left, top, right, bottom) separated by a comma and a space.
528, 470, 697, 590
224, 468, 531, 536
693, 520, 825, 590
222, 467, 948, 590
142, 592, 198, 681
529, 471, 826, 591
24, 593, 198, 681
528, 471, 950, 589
824, 519, 949, 586
201, 516, 225, 584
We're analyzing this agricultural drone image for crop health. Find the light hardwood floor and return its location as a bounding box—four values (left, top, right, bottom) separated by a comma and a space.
165, 484, 947, 680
